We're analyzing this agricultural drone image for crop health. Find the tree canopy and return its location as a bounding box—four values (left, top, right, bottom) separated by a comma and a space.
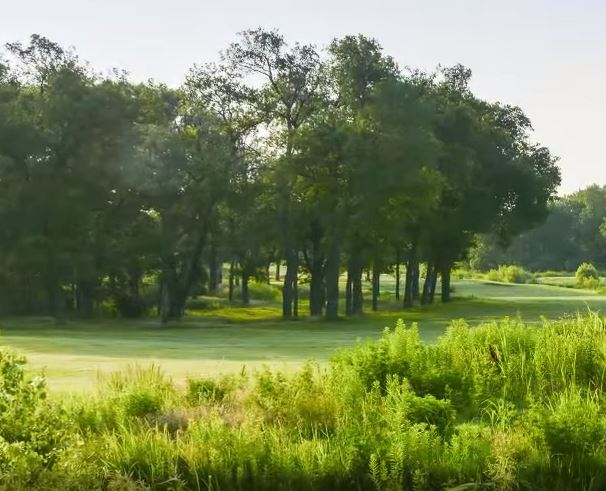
0, 31, 560, 322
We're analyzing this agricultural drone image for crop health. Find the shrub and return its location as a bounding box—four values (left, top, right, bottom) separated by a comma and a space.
248, 281, 282, 302
486, 265, 533, 284
0, 350, 74, 485
576, 262, 601, 289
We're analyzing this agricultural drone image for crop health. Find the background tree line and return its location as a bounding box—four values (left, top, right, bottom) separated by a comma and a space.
472, 184, 606, 272
0, 30, 560, 323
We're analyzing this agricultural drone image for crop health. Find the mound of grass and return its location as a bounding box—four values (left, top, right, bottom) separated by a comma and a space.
4, 313, 606, 489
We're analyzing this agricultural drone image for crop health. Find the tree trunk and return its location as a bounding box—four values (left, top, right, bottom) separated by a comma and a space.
76, 279, 95, 318
404, 248, 418, 308
428, 265, 438, 304
275, 261, 281, 281
282, 251, 298, 319
52, 285, 67, 325
241, 274, 250, 305
159, 265, 186, 324
309, 272, 325, 316
345, 269, 353, 316
441, 265, 452, 303
395, 255, 401, 301
421, 263, 433, 305
352, 261, 364, 315
293, 270, 299, 319
371, 261, 380, 312
309, 254, 325, 317
228, 261, 235, 302
325, 242, 340, 320
412, 262, 420, 301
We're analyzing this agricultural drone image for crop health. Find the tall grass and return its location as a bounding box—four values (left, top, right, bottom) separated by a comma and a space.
485, 265, 534, 284
3, 314, 606, 489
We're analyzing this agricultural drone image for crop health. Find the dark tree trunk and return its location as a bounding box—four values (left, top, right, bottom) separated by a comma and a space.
352, 264, 363, 315
308, 247, 325, 316
365, 269, 371, 282
159, 265, 187, 324
325, 242, 340, 320
421, 263, 433, 305
404, 247, 418, 308
266, 262, 271, 285
293, 269, 299, 319
345, 269, 353, 316
429, 266, 438, 304
309, 272, 325, 317
51, 285, 67, 325
371, 261, 380, 312
395, 253, 401, 301
282, 251, 298, 319
441, 265, 452, 303
159, 281, 170, 325
412, 262, 420, 301
76, 279, 95, 318
275, 262, 281, 281
241, 274, 250, 305
228, 261, 235, 302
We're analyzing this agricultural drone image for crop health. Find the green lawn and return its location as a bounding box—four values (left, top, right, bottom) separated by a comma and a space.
1, 278, 605, 391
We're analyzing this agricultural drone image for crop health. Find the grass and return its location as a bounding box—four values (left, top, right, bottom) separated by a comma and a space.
2, 278, 606, 391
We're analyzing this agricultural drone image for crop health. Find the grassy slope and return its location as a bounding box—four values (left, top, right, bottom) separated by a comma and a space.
1, 278, 605, 391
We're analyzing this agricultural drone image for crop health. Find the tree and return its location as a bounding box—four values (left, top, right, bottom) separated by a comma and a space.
224, 28, 324, 319
134, 85, 237, 322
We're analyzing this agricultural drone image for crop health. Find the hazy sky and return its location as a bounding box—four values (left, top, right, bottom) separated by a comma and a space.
3, 0, 605, 194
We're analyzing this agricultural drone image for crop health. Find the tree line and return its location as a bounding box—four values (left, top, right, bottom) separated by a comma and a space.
472, 184, 606, 272
0, 30, 560, 323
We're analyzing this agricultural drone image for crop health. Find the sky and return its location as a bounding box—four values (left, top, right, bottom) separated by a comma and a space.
2, 0, 605, 194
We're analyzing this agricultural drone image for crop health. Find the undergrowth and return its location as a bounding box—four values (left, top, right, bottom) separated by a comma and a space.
2, 314, 606, 489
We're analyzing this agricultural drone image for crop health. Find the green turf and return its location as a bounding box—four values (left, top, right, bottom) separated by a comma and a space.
1, 278, 605, 391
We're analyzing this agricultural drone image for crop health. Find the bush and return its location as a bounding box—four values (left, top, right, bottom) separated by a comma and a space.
576, 262, 601, 289
486, 265, 533, 284
0, 350, 74, 485
248, 281, 282, 302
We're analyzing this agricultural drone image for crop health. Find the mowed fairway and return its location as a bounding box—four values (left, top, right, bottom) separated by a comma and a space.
1, 278, 605, 392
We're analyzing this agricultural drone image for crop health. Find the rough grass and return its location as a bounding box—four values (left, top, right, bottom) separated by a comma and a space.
2, 279, 606, 391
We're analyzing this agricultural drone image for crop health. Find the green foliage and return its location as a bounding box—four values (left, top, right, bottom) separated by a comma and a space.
576, 262, 601, 289
474, 185, 606, 273
0, 30, 560, 322
0, 349, 74, 487
485, 265, 533, 284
